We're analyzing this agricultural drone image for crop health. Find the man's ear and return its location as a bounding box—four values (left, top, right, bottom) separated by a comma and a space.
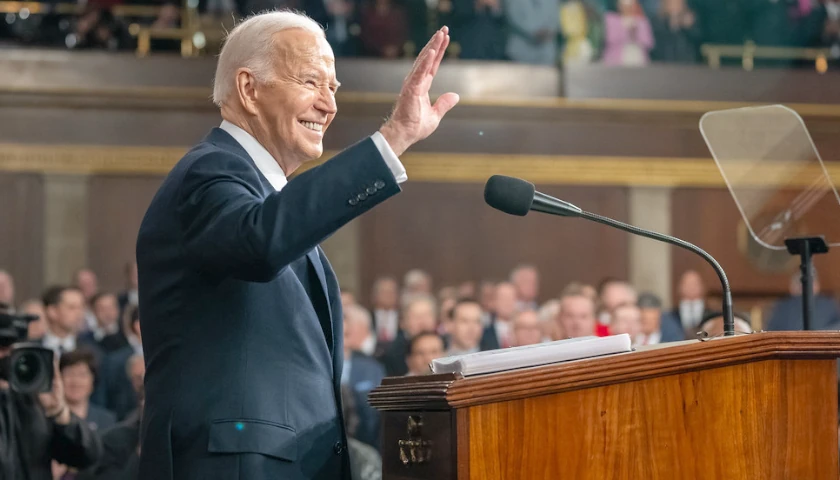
235, 68, 260, 116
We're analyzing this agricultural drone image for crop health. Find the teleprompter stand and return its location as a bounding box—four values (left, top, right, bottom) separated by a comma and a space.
784, 236, 829, 331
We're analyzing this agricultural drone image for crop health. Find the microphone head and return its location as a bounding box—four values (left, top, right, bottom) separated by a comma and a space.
484, 175, 535, 216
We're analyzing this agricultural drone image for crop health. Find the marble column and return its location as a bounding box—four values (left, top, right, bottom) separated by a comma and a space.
43, 174, 88, 286
628, 186, 673, 308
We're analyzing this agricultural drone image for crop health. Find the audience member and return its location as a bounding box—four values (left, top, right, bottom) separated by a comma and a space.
602, 0, 655, 66
380, 295, 437, 376
650, 0, 700, 62
405, 331, 445, 376
451, 0, 506, 60
403, 269, 433, 301
342, 305, 386, 449
446, 299, 484, 355
636, 292, 684, 344
478, 280, 496, 326
344, 303, 376, 356
117, 262, 139, 321
511, 264, 540, 311
360, 0, 408, 58
609, 303, 642, 343
480, 282, 517, 350
671, 270, 712, 338
512, 309, 543, 346
698, 311, 753, 337
765, 269, 840, 331
370, 277, 400, 344
80, 292, 129, 354
558, 291, 597, 338
59, 349, 117, 432
538, 299, 563, 341
597, 279, 637, 328
40, 285, 91, 357
97, 306, 143, 420
340, 386, 383, 480
504, 0, 561, 64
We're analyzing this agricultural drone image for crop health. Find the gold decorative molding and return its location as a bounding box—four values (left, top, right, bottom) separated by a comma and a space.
2, 142, 839, 187
3, 85, 840, 117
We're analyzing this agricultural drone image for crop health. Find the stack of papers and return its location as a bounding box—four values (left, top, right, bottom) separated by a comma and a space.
430, 334, 632, 376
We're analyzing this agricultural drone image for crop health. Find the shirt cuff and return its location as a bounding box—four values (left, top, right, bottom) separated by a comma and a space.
371, 131, 407, 184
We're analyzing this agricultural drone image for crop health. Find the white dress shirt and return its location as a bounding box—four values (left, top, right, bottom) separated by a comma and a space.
219, 120, 407, 192
42, 332, 76, 355
679, 299, 705, 331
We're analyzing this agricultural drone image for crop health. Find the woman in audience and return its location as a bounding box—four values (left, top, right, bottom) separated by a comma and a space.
601, 0, 654, 66
60, 348, 117, 432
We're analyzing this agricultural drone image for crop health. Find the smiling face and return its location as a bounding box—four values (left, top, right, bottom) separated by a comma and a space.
247, 29, 339, 169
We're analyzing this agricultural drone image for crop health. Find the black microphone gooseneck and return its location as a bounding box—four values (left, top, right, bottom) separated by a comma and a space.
484, 175, 736, 337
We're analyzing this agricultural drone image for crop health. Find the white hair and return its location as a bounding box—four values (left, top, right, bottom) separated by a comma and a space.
344, 304, 373, 330
212, 10, 324, 107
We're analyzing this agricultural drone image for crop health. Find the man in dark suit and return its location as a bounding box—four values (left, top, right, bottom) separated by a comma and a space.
136, 12, 458, 480
765, 270, 840, 331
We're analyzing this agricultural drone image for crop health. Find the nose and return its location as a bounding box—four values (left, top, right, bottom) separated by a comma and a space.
316, 87, 337, 116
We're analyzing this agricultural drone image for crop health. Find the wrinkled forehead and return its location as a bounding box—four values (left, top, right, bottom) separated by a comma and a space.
273, 29, 335, 72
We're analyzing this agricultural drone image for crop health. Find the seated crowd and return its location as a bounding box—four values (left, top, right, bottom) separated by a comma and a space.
1, 0, 838, 66
0, 261, 837, 479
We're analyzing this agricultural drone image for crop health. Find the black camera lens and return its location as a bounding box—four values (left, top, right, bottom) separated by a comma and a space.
13, 352, 41, 385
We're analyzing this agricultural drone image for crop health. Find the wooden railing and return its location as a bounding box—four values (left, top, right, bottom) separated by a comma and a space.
701, 41, 833, 72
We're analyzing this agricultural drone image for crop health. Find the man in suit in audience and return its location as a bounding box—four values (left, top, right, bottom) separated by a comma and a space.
405, 331, 445, 376
40, 286, 96, 357
765, 269, 840, 331
480, 282, 517, 350
512, 309, 543, 346
79, 292, 128, 354
136, 11, 458, 480
669, 270, 713, 338
341, 305, 386, 450
96, 307, 143, 420
637, 292, 684, 344
445, 299, 484, 355
370, 276, 400, 345
557, 291, 597, 339
380, 295, 438, 376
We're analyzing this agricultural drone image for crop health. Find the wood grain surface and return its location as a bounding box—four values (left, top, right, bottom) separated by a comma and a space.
466, 359, 838, 480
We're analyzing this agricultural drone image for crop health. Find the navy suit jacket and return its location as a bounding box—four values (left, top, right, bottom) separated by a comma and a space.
136, 128, 400, 480
346, 352, 385, 450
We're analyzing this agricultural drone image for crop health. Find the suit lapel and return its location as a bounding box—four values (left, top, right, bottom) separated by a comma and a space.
307, 248, 335, 354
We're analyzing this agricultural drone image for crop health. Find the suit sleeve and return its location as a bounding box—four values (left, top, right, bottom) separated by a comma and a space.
178, 136, 401, 282
50, 412, 103, 468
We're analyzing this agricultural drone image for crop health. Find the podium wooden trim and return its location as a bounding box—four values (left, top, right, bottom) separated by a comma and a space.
370, 332, 840, 479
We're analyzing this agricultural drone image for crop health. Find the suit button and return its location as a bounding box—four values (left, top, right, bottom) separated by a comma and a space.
348, 198, 358, 206
333, 442, 344, 455
374, 180, 385, 189
357, 192, 368, 201
366, 186, 377, 195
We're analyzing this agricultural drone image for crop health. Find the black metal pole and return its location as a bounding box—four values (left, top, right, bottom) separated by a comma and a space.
785, 236, 829, 332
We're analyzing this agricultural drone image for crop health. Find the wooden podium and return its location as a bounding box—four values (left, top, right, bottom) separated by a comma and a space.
369, 332, 840, 479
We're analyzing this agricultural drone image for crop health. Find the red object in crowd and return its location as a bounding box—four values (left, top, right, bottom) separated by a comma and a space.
596, 324, 610, 337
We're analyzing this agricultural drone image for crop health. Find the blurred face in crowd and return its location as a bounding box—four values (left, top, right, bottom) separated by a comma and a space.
61, 362, 94, 405
372, 278, 398, 310
402, 298, 437, 337
494, 283, 518, 322
610, 304, 641, 339
448, 302, 483, 351
92, 294, 120, 330
340, 291, 356, 310
678, 270, 705, 301
0, 271, 14, 305
342, 306, 371, 354
701, 316, 751, 337
513, 310, 543, 346
558, 294, 596, 338
663, 0, 686, 15
46, 289, 85, 336
438, 297, 457, 332
479, 282, 496, 314
21, 300, 47, 340
457, 281, 476, 299
511, 267, 539, 303
406, 334, 444, 376
640, 306, 662, 335
600, 281, 637, 313
404, 270, 432, 296
75, 269, 98, 301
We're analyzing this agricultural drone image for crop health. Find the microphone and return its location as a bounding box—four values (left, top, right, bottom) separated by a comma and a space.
484, 175, 735, 337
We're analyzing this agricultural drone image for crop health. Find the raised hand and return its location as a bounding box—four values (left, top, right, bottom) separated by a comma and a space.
379, 26, 460, 157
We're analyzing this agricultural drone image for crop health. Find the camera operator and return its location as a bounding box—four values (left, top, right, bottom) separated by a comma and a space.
0, 308, 102, 480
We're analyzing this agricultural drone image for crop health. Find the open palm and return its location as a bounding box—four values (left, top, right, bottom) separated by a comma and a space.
380, 27, 460, 156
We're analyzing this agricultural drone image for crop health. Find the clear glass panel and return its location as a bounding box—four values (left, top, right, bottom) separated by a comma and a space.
699, 105, 840, 250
